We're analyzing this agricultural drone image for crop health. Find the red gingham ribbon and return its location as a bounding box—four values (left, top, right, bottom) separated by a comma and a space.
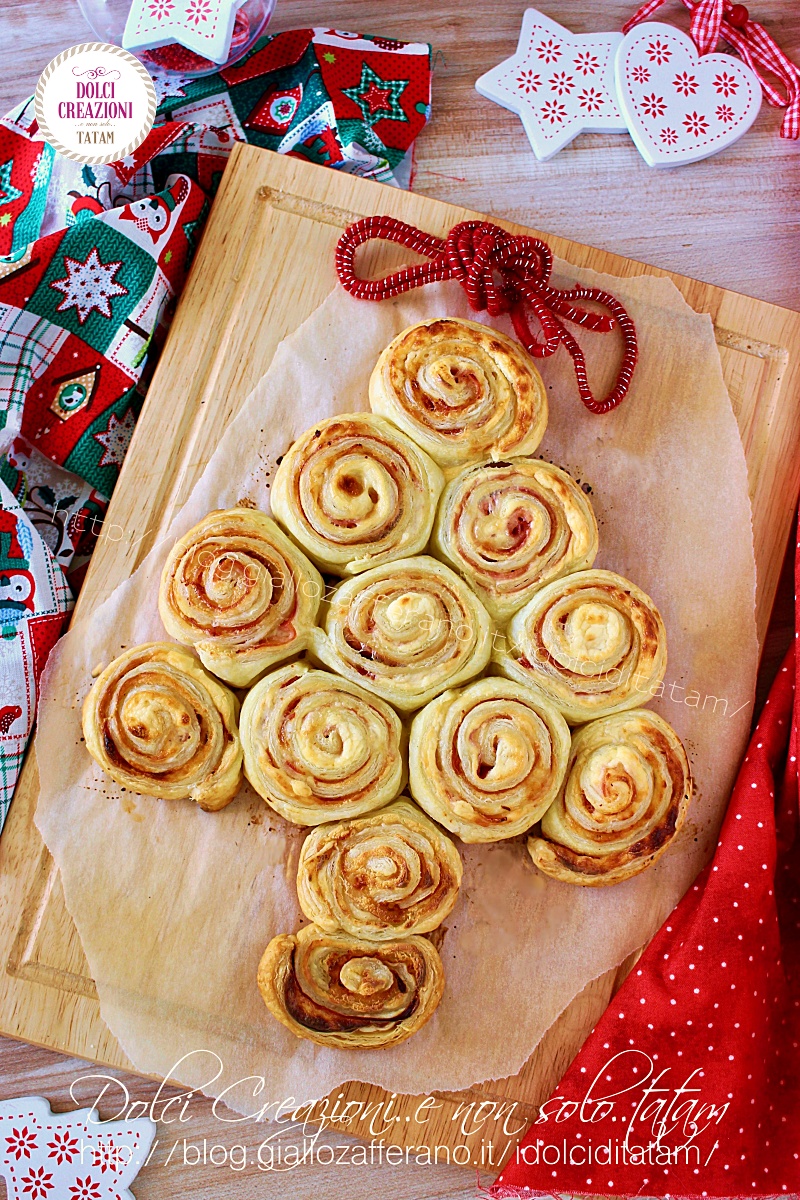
624, 0, 800, 137
335, 217, 638, 416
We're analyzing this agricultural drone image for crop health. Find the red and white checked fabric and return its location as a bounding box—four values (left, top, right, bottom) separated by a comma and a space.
624, 0, 800, 138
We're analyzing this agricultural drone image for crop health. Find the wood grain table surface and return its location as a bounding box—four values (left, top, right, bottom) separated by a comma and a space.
0, 2, 798, 1197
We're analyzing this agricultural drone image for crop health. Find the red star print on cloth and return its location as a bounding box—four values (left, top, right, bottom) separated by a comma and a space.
491, 555, 800, 1197
50, 249, 128, 325
361, 81, 393, 114
475, 8, 628, 161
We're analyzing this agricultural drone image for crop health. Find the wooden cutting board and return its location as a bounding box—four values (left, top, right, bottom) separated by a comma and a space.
2, 143, 800, 1166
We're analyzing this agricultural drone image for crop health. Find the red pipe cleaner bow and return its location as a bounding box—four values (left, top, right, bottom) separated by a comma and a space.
335, 216, 638, 416
624, 0, 800, 138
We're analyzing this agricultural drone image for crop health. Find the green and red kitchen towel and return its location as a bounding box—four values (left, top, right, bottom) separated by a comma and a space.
0, 27, 432, 826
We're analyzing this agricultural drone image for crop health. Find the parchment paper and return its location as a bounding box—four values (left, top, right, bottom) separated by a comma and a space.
35, 267, 758, 1111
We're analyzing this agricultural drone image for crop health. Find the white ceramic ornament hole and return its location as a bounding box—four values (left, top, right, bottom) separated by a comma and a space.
615, 22, 762, 166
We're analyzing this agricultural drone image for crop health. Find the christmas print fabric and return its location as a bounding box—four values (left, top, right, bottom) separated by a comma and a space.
0, 481, 71, 828
491, 572, 800, 1194
0, 27, 432, 536
0, 27, 431, 826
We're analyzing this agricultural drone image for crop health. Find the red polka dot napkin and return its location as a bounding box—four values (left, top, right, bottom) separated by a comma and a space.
491, 561, 800, 1196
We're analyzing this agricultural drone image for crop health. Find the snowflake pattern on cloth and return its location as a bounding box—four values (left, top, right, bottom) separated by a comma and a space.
50, 249, 129, 325
93, 409, 136, 470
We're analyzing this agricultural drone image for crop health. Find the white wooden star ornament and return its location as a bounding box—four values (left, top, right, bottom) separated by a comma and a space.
475, 8, 628, 161
123, 0, 247, 66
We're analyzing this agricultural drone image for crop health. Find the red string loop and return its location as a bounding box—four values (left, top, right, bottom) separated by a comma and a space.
335, 216, 638, 416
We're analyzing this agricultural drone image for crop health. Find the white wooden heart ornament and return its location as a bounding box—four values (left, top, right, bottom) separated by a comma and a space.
615, 22, 762, 166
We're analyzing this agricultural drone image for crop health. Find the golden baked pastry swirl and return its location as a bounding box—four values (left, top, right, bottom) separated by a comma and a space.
296, 798, 463, 939
369, 318, 548, 469
409, 678, 570, 842
258, 924, 444, 1048
528, 709, 692, 886
432, 457, 599, 622
494, 568, 667, 723
240, 662, 404, 825
82, 642, 242, 810
310, 555, 494, 713
158, 508, 323, 688
270, 413, 445, 574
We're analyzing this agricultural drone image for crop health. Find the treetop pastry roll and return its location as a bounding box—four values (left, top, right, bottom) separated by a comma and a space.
409, 677, 570, 842
240, 661, 405, 826
82, 642, 242, 811
158, 507, 323, 688
257, 924, 445, 1048
369, 317, 548, 469
528, 708, 692, 886
310, 555, 494, 713
296, 798, 462, 939
270, 412, 445, 575
493, 568, 667, 723
432, 456, 599, 622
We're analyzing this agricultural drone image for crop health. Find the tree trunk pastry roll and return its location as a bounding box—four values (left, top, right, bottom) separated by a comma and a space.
369, 318, 548, 469
528, 709, 692, 886
408, 678, 570, 842
158, 508, 323, 688
494, 569, 667, 724
270, 413, 445, 575
240, 662, 405, 825
82, 642, 242, 811
432, 457, 599, 622
257, 925, 445, 1048
296, 798, 462, 940
310, 555, 494, 714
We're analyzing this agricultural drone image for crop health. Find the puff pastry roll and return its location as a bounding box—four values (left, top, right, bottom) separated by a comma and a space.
270, 413, 445, 575
528, 709, 692, 886
258, 924, 444, 1048
82, 642, 242, 811
296, 798, 462, 939
369, 318, 548, 470
158, 508, 323, 688
240, 662, 404, 825
409, 678, 570, 842
494, 569, 667, 724
432, 457, 599, 622
310, 555, 494, 713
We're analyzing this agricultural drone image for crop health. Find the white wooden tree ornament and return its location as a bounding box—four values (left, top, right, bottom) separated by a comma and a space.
0, 1097, 155, 1200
